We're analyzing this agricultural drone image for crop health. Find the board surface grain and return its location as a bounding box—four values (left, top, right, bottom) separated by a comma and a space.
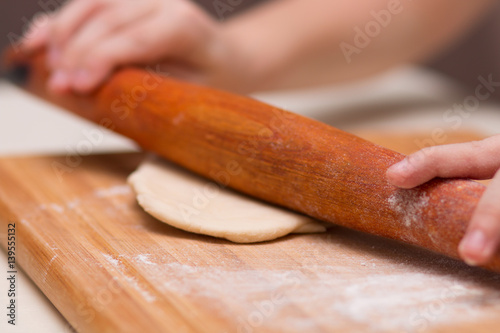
1, 152, 500, 333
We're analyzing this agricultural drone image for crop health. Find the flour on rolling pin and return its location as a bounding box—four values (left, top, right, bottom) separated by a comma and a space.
388, 190, 430, 228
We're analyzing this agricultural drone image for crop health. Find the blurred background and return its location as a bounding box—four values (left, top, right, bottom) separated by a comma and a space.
2, 0, 500, 98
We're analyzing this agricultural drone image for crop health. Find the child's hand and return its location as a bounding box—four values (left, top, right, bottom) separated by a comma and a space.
387, 134, 500, 266
20, 0, 498, 94
21, 0, 239, 93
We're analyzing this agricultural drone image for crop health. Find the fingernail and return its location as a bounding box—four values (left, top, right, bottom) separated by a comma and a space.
47, 47, 60, 68
387, 159, 411, 176
463, 257, 480, 267
459, 230, 492, 266
72, 69, 92, 91
48, 70, 69, 92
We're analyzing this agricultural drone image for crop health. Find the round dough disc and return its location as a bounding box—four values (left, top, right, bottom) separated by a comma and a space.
127, 156, 327, 243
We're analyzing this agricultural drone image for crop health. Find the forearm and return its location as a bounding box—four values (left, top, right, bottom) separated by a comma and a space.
223, 0, 497, 91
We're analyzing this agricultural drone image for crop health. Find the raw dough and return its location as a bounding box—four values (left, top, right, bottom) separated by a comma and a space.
127, 156, 327, 243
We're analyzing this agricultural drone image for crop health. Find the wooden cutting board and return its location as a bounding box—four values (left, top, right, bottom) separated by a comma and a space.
1, 137, 500, 332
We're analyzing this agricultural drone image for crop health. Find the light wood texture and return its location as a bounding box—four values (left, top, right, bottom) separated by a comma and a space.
2, 152, 500, 333
5, 50, 499, 272
355, 129, 486, 156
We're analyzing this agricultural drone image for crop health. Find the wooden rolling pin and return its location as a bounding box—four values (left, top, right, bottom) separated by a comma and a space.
4, 50, 497, 272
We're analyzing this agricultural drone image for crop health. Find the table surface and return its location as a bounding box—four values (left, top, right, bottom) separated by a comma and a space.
1, 66, 500, 332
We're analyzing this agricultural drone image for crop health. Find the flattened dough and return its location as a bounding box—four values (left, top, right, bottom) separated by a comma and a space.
127, 156, 327, 243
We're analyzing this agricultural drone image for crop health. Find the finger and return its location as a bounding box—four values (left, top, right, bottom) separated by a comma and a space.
21, 12, 52, 52
386, 135, 500, 188
48, 0, 109, 66
63, 35, 148, 92
151, 62, 202, 83
57, 3, 155, 73
65, 18, 174, 93
47, 70, 72, 94
459, 169, 500, 266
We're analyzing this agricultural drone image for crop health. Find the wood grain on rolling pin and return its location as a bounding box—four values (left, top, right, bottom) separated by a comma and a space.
5, 50, 496, 272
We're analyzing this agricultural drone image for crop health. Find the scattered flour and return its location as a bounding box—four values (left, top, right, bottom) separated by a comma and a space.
102, 253, 156, 303
123, 260, 500, 332
103, 254, 121, 268
42, 254, 59, 283
49, 203, 64, 214
66, 199, 81, 209
124, 275, 157, 303
135, 254, 155, 266
94, 185, 131, 198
